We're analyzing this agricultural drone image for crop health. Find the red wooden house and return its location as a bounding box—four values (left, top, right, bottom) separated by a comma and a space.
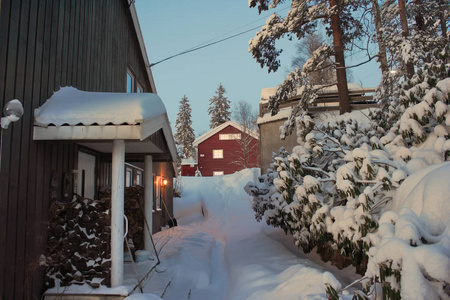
181, 121, 260, 176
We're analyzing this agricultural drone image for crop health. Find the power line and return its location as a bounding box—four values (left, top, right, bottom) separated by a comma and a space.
149, 6, 290, 68
150, 25, 262, 67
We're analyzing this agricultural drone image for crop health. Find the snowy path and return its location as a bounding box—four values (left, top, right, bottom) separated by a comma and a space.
126, 169, 360, 300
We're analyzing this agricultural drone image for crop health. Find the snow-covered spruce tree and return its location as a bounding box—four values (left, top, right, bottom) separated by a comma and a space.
208, 83, 231, 129
249, 0, 368, 115
174, 95, 195, 159
245, 61, 450, 297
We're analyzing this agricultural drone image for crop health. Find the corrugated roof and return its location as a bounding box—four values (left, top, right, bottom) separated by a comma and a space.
34, 87, 166, 127
33, 87, 178, 163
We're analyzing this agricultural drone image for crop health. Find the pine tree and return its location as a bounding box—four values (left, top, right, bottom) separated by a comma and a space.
249, 0, 368, 115
208, 83, 231, 129
174, 95, 195, 159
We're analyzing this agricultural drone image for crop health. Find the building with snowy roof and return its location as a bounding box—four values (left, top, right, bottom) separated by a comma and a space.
258, 84, 377, 171
181, 121, 260, 176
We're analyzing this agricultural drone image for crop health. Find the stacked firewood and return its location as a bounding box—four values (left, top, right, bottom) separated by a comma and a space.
99, 186, 146, 253
43, 186, 146, 289
43, 195, 111, 289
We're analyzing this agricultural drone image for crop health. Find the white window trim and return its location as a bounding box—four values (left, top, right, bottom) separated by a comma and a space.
219, 133, 241, 140
127, 70, 135, 93
137, 83, 143, 93
213, 149, 223, 159
126, 167, 132, 187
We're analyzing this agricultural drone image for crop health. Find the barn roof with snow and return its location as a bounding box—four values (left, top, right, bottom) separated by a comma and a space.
194, 120, 259, 146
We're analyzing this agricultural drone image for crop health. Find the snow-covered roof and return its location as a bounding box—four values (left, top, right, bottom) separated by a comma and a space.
181, 158, 197, 166
35, 87, 166, 127
257, 107, 293, 125
34, 87, 166, 127
260, 83, 375, 103
33, 87, 177, 161
193, 120, 259, 146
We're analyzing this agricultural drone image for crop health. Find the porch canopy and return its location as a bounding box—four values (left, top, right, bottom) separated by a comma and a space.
33, 87, 177, 287
34, 87, 177, 159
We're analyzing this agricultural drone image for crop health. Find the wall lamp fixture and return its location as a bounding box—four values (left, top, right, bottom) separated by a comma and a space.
1, 99, 24, 129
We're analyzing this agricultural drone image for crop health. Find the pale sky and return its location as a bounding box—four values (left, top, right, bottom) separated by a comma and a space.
135, 1, 382, 136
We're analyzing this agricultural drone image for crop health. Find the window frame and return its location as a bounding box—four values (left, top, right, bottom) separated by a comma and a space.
219, 133, 241, 140
126, 167, 132, 187
127, 70, 135, 93
136, 170, 142, 186
137, 83, 143, 93
212, 149, 223, 159
154, 175, 162, 210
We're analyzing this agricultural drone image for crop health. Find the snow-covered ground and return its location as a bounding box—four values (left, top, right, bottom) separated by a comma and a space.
126, 169, 361, 300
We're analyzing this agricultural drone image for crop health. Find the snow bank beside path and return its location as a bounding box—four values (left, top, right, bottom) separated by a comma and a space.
126, 169, 359, 299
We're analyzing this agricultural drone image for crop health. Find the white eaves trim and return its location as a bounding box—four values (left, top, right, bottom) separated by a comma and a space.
129, 2, 157, 93
193, 120, 259, 146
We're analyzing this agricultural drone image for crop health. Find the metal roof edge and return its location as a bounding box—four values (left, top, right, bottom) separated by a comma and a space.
193, 120, 259, 146
128, 2, 157, 94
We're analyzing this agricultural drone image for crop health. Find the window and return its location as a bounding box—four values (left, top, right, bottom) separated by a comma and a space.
127, 71, 135, 93
154, 175, 161, 210
137, 84, 143, 93
213, 171, 224, 176
126, 168, 132, 187
135, 171, 142, 186
213, 149, 223, 159
219, 133, 241, 140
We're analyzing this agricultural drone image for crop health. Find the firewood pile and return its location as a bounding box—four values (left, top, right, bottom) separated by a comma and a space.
99, 185, 146, 252
43, 195, 111, 289
43, 187, 147, 289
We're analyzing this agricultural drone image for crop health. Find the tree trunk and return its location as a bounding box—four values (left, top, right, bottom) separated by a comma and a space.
329, 0, 351, 114
371, 0, 389, 74
398, 0, 415, 78
439, 0, 448, 39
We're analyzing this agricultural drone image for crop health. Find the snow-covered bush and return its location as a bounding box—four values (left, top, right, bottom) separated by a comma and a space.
246, 63, 450, 298
364, 162, 450, 300
247, 112, 396, 263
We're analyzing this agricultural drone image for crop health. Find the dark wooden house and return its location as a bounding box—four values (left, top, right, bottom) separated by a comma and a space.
186, 121, 259, 177
0, 0, 177, 298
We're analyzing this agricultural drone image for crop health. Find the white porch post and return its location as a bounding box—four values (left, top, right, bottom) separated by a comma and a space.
144, 155, 154, 251
111, 140, 125, 287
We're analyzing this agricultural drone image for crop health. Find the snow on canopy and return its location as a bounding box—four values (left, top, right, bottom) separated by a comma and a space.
35, 87, 167, 126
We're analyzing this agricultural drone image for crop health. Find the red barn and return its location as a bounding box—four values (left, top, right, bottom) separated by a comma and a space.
181, 158, 198, 176
184, 121, 259, 176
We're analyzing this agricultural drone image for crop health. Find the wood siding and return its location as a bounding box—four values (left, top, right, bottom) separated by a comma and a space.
197, 125, 260, 176
0, 0, 153, 298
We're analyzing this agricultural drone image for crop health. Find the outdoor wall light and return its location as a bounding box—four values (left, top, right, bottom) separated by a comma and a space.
162, 179, 168, 186
1, 99, 24, 129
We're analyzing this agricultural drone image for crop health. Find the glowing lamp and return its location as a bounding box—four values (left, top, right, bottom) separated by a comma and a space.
162, 179, 168, 186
